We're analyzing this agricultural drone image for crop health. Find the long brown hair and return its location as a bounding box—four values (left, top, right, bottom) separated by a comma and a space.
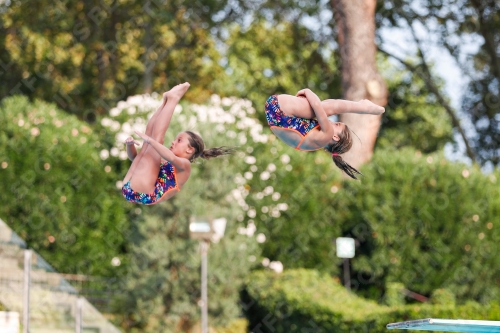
185, 131, 234, 162
324, 124, 362, 179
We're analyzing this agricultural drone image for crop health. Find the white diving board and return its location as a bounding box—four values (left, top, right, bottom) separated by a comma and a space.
387, 318, 500, 333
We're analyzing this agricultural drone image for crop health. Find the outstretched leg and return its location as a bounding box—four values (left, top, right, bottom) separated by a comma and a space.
145, 97, 168, 137
321, 98, 385, 116
149, 82, 190, 143
277, 94, 384, 119
121, 95, 168, 185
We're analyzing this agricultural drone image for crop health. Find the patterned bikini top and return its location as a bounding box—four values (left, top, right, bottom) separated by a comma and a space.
156, 161, 179, 196
265, 95, 320, 151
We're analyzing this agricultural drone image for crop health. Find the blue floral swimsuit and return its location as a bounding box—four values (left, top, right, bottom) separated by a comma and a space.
264, 95, 320, 151
122, 161, 179, 205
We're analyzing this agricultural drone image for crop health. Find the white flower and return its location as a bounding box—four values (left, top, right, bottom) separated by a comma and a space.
110, 121, 121, 131
231, 188, 243, 199
119, 151, 128, 160
111, 257, 121, 266
116, 132, 129, 144
269, 261, 283, 273
244, 156, 256, 164
210, 94, 221, 106
187, 115, 198, 128
280, 154, 290, 164
247, 209, 256, 219
263, 186, 274, 195
117, 101, 128, 109
256, 233, 266, 243
101, 118, 112, 127
126, 95, 144, 105
215, 124, 225, 133
100, 150, 109, 160
277, 203, 288, 211
121, 123, 132, 134
109, 108, 121, 117
246, 222, 256, 236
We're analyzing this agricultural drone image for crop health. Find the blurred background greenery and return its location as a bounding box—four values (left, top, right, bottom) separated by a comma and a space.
1, 0, 500, 332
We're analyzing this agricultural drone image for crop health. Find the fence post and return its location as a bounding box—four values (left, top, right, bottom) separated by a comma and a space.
23, 250, 31, 333
75, 297, 83, 333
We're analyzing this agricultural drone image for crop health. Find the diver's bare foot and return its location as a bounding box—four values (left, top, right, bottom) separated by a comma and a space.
163, 82, 190, 101
359, 99, 385, 115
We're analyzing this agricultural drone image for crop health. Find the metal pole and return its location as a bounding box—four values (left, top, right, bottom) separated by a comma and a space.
343, 258, 350, 291
75, 297, 83, 333
23, 250, 31, 333
201, 240, 209, 333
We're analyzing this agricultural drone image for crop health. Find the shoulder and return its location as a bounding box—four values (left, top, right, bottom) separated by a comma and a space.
310, 130, 332, 147
169, 156, 191, 173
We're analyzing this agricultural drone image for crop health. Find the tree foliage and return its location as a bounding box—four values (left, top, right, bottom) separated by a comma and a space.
0, 0, 250, 119
337, 148, 500, 302
376, 0, 500, 167
217, 19, 341, 116
377, 60, 453, 153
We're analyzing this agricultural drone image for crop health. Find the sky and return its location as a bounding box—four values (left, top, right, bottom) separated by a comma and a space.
379, 22, 483, 167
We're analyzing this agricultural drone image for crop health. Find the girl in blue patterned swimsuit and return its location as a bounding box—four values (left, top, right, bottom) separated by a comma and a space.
121, 83, 232, 205
265, 88, 385, 179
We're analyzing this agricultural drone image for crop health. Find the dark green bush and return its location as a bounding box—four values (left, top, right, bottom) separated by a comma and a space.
384, 282, 406, 306
430, 288, 456, 306
243, 269, 500, 333
0, 96, 131, 277
334, 148, 500, 302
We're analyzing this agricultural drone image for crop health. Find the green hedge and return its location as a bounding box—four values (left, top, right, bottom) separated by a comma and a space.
242, 269, 500, 333
334, 148, 500, 302
0, 96, 131, 277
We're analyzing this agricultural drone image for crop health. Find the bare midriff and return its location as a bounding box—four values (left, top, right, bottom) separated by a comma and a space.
270, 126, 321, 151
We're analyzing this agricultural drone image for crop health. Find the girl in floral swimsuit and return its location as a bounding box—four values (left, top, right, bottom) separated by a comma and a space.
121, 82, 232, 205
265, 88, 385, 179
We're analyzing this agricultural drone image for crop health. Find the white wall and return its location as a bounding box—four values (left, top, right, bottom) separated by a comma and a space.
0, 312, 20, 333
